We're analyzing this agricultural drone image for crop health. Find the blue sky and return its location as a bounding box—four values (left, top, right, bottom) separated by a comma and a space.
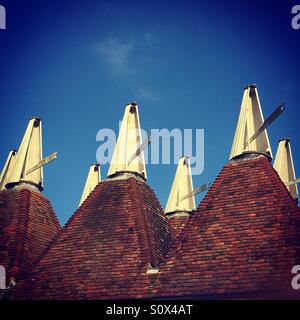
0, 0, 299, 225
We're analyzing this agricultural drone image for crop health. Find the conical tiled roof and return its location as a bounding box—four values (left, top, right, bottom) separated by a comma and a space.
0, 117, 60, 290
2, 94, 299, 300
0, 184, 60, 285
148, 153, 300, 299
15, 177, 174, 299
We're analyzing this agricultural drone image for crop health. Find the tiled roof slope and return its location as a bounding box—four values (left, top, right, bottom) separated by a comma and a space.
168, 215, 190, 238
0, 185, 61, 283
15, 177, 174, 299
149, 154, 300, 299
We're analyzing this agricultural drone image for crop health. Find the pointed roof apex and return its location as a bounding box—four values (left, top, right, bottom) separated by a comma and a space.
127, 101, 138, 106
274, 138, 298, 200
229, 85, 273, 161
30, 116, 41, 121
107, 102, 147, 181
278, 137, 291, 143
0, 150, 17, 190
165, 156, 196, 215
79, 164, 101, 207
5, 117, 43, 190
244, 83, 257, 90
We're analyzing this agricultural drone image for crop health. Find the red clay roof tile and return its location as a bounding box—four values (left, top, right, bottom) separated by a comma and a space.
148, 154, 300, 299
0, 185, 60, 283
7, 154, 300, 299
15, 178, 174, 299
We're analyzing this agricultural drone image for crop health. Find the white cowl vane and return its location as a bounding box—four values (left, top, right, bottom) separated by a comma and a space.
108, 102, 147, 180
165, 156, 196, 214
0, 150, 17, 190
274, 138, 298, 200
230, 84, 272, 160
79, 164, 101, 207
3, 117, 43, 190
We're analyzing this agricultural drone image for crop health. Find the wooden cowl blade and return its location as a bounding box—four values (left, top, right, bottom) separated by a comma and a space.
107, 102, 147, 180
230, 84, 273, 160
0, 150, 17, 190
165, 156, 196, 214
286, 178, 300, 187
274, 138, 298, 200
79, 164, 101, 207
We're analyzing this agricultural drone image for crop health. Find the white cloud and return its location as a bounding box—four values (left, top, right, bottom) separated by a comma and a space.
94, 38, 135, 74
134, 86, 160, 103
93, 35, 163, 103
